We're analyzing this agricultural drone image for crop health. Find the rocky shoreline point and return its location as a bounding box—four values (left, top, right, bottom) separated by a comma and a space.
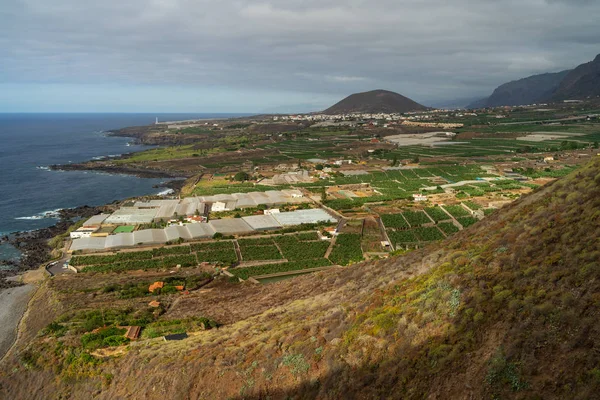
0, 205, 106, 288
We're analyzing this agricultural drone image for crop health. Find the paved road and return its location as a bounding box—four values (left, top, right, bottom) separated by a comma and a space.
46, 254, 73, 276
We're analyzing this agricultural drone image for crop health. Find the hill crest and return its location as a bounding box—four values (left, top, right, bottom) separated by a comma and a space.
323, 89, 428, 114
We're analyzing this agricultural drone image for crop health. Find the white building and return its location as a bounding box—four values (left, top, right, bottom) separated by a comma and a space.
211, 201, 228, 212
413, 194, 428, 202
69, 227, 98, 239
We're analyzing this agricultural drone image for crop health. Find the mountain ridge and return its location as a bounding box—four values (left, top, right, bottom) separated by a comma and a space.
471, 53, 600, 108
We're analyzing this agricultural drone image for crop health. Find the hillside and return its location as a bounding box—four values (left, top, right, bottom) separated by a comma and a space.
2, 158, 600, 399
323, 89, 428, 114
550, 54, 600, 101
471, 53, 600, 108
470, 70, 571, 108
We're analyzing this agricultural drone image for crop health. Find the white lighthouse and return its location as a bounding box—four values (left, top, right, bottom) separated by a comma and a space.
155, 117, 159, 125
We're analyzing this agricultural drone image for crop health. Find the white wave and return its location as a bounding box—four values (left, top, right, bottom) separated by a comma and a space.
157, 189, 175, 196
36, 166, 50, 171
92, 156, 106, 160
15, 208, 62, 220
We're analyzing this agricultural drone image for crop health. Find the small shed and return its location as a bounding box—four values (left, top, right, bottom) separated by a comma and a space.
149, 282, 164, 293
125, 326, 141, 340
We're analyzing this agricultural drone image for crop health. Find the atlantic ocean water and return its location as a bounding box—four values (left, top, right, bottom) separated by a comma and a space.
0, 113, 246, 264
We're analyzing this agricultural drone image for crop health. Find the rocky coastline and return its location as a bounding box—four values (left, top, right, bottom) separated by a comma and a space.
0, 205, 105, 288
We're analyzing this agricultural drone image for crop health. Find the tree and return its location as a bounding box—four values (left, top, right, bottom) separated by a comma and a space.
320, 187, 327, 202
233, 172, 250, 182
390, 155, 398, 167
412, 156, 420, 164
315, 164, 324, 171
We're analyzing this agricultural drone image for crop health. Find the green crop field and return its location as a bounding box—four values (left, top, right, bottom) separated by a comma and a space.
113, 225, 135, 233
329, 234, 363, 266
443, 205, 470, 218
402, 210, 431, 227
424, 207, 451, 222
230, 259, 332, 280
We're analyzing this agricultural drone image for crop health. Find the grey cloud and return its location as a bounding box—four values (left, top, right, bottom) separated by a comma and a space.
1, 0, 600, 106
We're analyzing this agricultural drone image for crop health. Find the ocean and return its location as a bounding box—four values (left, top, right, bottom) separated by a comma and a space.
0, 113, 248, 266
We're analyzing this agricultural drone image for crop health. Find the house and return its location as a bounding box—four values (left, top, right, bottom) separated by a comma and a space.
69, 227, 98, 239
148, 301, 161, 308
544, 156, 555, 163
175, 285, 185, 291
324, 226, 338, 236
124, 326, 141, 340
186, 215, 206, 223
264, 209, 280, 215
413, 194, 428, 202
211, 201, 228, 212
164, 333, 188, 341
148, 282, 164, 293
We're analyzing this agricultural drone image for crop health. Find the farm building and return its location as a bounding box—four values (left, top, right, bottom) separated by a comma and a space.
242, 215, 282, 231
124, 326, 141, 340
209, 219, 254, 235
104, 207, 158, 224
69, 227, 98, 239
273, 209, 337, 226
70, 237, 107, 251
82, 214, 110, 228
70, 208, 337, 252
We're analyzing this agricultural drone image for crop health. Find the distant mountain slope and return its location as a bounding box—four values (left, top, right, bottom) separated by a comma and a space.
471, 53, 600, 108
550, 54, 600, 101
469, 70, 571, 108
323, 89, 428, 114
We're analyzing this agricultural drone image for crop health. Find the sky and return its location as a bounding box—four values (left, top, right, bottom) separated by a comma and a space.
1, 0, 599, 113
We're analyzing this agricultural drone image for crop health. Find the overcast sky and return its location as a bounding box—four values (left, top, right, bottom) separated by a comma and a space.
1, 0, 599, 112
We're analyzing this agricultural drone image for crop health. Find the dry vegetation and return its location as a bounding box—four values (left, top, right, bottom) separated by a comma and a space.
1, 158, 600, 399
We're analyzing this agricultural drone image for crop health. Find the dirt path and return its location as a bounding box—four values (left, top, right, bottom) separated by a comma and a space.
0, 285, 35, 360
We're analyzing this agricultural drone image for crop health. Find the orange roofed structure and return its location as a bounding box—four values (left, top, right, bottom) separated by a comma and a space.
149, 282, 164, 293
125, 326, 141, 340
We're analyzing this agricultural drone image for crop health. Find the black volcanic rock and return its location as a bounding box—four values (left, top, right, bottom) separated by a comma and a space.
550, 54, 600, 101
469, 70, 570, 108
323, 89, 428, 114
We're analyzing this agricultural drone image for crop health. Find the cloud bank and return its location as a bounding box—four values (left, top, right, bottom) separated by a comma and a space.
1, 0, 599, 111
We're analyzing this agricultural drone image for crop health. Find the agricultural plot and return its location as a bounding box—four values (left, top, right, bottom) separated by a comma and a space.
328, 234, 363, 266
195, 241, 238, 264
424, 207, 451, 223
438, 222, 460, 235
274, 235, 330, 261
230, 259, 332, 280
457, 217, 479, 228
152, 245, 191, 257
462, 201, 481, 210
402, 210, 431, 227
81, 254, 198, 273
380, 213, 409, 229
71, 251, 154, 267
239, 243, 283, 261
413, 227, 445, 242
387, 230, 418, 247
443, 205, 470, 219
362, 218, 384, 253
